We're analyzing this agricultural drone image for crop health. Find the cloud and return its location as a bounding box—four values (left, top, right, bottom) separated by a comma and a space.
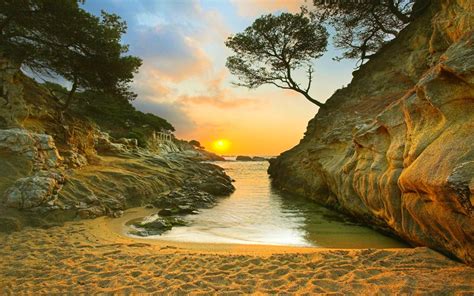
230, 0, 305, 16
178, 70, 259, 109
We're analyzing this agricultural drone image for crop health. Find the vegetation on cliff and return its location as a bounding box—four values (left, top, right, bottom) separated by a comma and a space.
225, 1, 432, 106
0, 0, 141, 110
225, 12, 328, 107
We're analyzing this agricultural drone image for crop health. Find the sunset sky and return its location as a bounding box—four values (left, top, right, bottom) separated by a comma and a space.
83, 0, 356, 156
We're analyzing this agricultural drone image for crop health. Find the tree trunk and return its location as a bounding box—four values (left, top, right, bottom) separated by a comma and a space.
301, 92, 324, 108
62, 78, 78, 111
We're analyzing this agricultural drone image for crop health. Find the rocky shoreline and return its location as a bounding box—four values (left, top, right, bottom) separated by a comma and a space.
0, 55, 236, 233
269, 0, 473, 265
0, 127, 234, 233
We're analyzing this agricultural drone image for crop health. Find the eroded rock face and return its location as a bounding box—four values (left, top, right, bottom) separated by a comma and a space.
0, 57, 28, 128
269, 0, 473, 264
4, 172, 64, 209
0, 129, 65, 210
0, 128, 62, 169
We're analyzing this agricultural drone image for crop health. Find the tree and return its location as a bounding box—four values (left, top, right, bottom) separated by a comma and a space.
310, 0, 431, 65
189, 140, 204, 149
0, 0, 142, 111
225, 12, 328, 107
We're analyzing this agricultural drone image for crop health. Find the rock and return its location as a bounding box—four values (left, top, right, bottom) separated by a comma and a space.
130, 215, 186, 236
158, 205, 197, 216
0, 217, 22, 233
153, 188, 218, 209
3, 172, 64, 209
268, 1, 474, 265
0, 128, 62, 169
109, 210, 124, 218
197, 180, 235, 196
116, 138, 138, 149
77, 206, 105, 219
0, 57, 29, 128
61, 150, 88, 168
95, 131, 127, 154
252, 156, 266, 161
236, 155, 252, 161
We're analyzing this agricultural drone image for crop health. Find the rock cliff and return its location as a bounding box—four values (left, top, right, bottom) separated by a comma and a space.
0, 57, 232, 233
268, 0, 473, 264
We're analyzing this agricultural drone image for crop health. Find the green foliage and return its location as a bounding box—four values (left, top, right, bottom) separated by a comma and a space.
310, 0, 431, 64
0, 0, 142, 109
225, 12, 328, 107
70, 89, 174, 147
189, 140, 203, 149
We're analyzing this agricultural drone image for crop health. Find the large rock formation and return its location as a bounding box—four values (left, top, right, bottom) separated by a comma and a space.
0, 53, 234, 233
269, 0, 473, 264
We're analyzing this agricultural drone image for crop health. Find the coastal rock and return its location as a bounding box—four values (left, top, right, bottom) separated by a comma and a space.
0, 57, 29, 128
130, 215, 186, 236
268, 0, 474, 264
252, 156, 266, 161
153, 188, 217, 210
94, 131, 127, 154
158, 205, 197, 216
61, 150, 88, 168
236, 155, 252, 161
0, 128, 62, 169
77, 206, 105, 219
3, 172, 64, 209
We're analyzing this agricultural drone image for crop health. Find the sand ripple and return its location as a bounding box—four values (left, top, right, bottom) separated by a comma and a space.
0, 221, 472, 295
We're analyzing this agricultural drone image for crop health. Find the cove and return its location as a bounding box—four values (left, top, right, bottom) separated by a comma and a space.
127, 160, 408, 248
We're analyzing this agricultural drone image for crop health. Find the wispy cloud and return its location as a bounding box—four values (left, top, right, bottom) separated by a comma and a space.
179, 71, 259, 109
229, 0, 305, 16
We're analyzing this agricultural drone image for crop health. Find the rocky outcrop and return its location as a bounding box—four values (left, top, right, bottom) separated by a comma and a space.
0, 66, 234, 232
236, 155, 253, 161
269, 0, 473, 264
0, 57, 29, 128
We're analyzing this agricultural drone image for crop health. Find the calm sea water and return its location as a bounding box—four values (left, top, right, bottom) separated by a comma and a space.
137, 160, 407, 248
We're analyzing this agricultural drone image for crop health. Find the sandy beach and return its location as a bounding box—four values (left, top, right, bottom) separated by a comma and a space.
0, 207, 472, 295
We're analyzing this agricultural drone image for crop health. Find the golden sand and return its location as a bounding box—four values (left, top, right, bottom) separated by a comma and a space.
0, 208, 472, 294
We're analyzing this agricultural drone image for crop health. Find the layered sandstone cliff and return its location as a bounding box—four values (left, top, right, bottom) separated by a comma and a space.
269, 0, 473, 264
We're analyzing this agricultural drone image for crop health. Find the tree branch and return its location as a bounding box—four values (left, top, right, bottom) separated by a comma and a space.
306, 65, 313, 93
385, 0, 411, 23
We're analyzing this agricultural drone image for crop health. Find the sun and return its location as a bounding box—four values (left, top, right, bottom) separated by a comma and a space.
212, 139, 230, 153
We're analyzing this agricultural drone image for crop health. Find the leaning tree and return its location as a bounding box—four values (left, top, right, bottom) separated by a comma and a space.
225, 12, 328, 107
0, 0, 142, 111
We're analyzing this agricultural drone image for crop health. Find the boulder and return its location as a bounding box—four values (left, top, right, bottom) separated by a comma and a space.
95, 131, 127, 154
3, 171, 64, 209
0, 128, 62, 169
130, 215, 186, 236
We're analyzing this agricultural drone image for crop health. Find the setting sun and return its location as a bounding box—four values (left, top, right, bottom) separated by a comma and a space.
212, 139, 230, 152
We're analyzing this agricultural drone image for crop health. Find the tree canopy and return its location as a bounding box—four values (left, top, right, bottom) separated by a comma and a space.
0, 0, 142, 110
225, 12, 328, 107
310, 0, 431, 64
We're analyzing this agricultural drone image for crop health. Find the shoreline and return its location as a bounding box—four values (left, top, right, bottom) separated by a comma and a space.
84, 206, 407, 255
1, 208, 473, 294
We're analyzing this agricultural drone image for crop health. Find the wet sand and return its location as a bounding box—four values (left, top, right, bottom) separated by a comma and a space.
0, 208, 473, 294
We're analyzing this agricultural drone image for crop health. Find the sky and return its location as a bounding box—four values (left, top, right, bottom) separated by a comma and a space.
82, 0, 356, 156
